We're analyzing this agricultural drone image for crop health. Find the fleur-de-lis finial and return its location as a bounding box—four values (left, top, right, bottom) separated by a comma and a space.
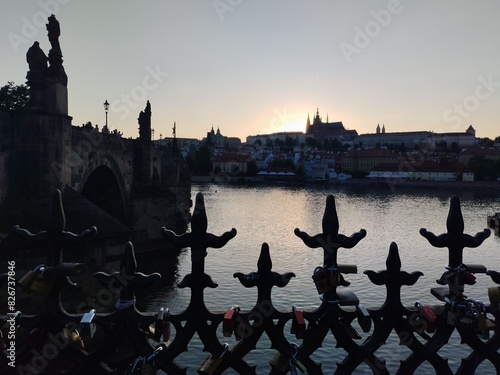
364, 242, 423, 309
234, 243, 295, 303
94, 242, 161, 307
12, 189, 97, 265
295, 194, 366, 266
161, 192, 236, 269
420, 196, 490, 268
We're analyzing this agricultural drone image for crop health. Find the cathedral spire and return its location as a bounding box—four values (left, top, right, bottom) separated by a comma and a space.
306, 113, 311, 134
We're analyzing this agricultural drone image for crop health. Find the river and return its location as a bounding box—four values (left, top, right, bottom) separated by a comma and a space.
137, 182, 500, 374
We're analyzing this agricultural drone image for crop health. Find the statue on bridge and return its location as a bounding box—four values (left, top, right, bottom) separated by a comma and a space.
138, 101, 152, 141
25, 15, 68, 114
26, 41, 48, 83
46, 14, 67, 86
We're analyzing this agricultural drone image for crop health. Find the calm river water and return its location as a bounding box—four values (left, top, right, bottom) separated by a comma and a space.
138, 182, 500, 374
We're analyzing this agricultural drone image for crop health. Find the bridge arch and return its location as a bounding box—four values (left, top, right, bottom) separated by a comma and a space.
79, 154, 129, 224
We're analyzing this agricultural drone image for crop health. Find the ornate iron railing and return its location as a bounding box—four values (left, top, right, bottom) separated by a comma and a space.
1, 189, 499, 374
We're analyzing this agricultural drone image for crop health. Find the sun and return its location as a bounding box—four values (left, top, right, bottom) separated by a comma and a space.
282, 118, 306, 133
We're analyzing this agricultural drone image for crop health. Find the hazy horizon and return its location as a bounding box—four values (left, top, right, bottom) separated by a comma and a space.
2, 1, 499, 141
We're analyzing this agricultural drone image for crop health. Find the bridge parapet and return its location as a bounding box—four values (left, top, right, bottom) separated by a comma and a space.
1, 190, 499, 375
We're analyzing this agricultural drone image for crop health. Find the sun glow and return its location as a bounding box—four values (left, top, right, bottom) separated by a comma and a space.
282, 119, 306, 133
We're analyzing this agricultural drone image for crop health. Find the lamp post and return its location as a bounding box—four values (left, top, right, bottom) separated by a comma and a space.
103, 100, 109, 129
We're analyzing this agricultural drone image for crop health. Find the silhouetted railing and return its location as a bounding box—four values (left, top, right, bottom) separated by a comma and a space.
1, 189, 499, 374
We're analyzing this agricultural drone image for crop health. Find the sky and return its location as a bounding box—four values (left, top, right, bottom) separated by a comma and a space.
1, 1, 499, 141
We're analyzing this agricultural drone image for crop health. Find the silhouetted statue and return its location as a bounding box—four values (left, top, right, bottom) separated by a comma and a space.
26, 41, 47, 83
138, 101, 152, 141
47, 14, 61, 54
46, 14, 67, 86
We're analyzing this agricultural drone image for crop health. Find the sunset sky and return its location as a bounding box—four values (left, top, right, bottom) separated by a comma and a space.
1, 1, 499, 141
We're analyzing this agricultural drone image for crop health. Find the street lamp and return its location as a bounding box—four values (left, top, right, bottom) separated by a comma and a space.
103, 100, 109, 128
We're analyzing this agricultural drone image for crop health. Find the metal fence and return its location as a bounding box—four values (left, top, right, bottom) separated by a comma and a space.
1, 189, 499, 374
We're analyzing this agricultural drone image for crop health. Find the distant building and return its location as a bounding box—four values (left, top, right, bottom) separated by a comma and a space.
212, 153, 252, 175
368, 160, 474, 182
246, 131, 306, 146
340, 148, 400, 173
305, 108, 358, 143
254, 152, 274, 170
355, 125, 477, 150
302, 160, 329, 181
355, 126, 433, 150
206, 126, 241, 148
433, 125, 478, 149
458, 146, 500, 165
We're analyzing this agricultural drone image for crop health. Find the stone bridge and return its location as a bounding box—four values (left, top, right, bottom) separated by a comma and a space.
0, 15, 190, 256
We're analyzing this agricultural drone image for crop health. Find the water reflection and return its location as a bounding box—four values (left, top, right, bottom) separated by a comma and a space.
140, 183, 499, 373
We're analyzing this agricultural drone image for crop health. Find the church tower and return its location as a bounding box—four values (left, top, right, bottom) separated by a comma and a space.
306, 114, 311, 134
376, 124, 380, 134
382, 124, 386, 134
313, 107, 322, 125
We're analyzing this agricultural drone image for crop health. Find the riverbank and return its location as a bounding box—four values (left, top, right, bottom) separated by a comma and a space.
337, 178, 500, 193
192, 174, 500, 195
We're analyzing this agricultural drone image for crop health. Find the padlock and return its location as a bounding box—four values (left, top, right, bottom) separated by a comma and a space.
269, 351, 289, 373
62, 324, 85, 350
337, 264, 358, 274
18, 270, 36, 289
303, 321, 323, 348
456, 315, 476, 329
18, 265, 46, 289
455, 301, 478, 329
30, 275, 54, 297
152, 307, 165, 341
80, 309, 96, 341
336, 290, 360, 306
465, 264, 487, 274
488, 287, 500, 305
223, 306, 239, 337
431, 287, 449, 302
291, 305, 305, 339
356, 304, 371, 333
163, 309, 171, 342
461, 271, 476, 285
29, 267, 54, 297
312, 266, 332, 294
290, 343, 306, 373
415, 301, 437, 333
328, 268, 339, 289
476, 313, 490, 340
198, 343, 229, 375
